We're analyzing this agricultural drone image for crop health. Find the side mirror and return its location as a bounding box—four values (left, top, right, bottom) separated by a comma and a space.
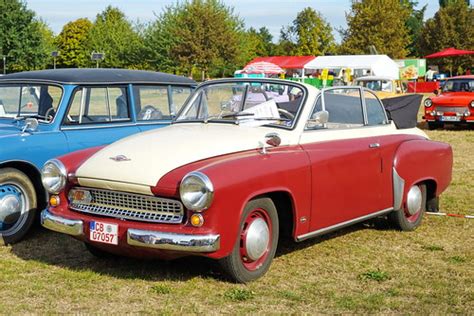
433, 89, 439, 96
260, 133, 281, 154
265, 133, 281, 147
22, 118, 39, 133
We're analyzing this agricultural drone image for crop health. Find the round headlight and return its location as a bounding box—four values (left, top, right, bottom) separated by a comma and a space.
470, 100, 474, 108
180, 172, 214, 211
41, 159, 67, 194
424, 98, 432, 107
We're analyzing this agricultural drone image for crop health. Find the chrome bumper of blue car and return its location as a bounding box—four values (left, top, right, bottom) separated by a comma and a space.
41, 210, 220, 253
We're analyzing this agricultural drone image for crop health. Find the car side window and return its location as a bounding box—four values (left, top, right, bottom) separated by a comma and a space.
64, 86, 129, 125
323, 88, 364, 129
170, 86, 192, 116
364, 90, 387, 126
134, 86, 171, 121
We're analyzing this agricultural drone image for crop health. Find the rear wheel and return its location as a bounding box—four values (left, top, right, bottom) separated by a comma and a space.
389, 183, 426, 231
0, 168, 37, 244
219, 197, 279, 283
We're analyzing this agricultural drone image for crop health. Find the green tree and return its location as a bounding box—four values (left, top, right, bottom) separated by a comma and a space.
146, 0, 244, 78
402, 1, 427, 56
339, 0, 411, 58
419, 0, 473, 73
0, 0, 46, 72
276, 7, 335, 56
55, 18, 92, 68
439, 0, 470, 6
88, 6, 145, 68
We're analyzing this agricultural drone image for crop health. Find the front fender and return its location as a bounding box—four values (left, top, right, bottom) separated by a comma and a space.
155, 146, 311, 259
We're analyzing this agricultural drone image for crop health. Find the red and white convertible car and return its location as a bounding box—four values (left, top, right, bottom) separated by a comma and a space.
40, 79, 453, 282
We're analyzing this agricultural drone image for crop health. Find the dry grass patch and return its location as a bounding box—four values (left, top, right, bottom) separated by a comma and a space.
0, 123, 473, 314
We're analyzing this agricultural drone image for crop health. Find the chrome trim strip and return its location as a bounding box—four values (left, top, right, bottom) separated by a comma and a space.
393, 167, 405, 210
127, 229, 220, 252
296, 207, 393, 242
40, 209, 84, 236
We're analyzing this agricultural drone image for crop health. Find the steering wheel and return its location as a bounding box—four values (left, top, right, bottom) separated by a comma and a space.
278, 108, 295, 120
138, 105, 163, 120
44, 107, 55, 121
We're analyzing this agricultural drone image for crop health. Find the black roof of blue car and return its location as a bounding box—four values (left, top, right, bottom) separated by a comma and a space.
0, 68, 196, 85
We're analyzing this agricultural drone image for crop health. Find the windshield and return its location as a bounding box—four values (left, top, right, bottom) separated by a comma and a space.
355, 80, 393, 93
175, 81, 305, 128
0, 84, 63, 122
442, 79, 474, 92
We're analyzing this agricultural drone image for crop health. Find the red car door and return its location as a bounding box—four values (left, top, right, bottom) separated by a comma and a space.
300, 88, 388, 232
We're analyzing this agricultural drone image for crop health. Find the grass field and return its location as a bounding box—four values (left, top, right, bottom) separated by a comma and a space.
0, 125, 472, 314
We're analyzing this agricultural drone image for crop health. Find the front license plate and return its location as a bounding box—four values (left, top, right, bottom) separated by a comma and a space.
441, 116, 460, 122
89, 221, 118, 245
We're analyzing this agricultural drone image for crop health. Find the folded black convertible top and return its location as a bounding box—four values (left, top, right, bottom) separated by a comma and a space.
382, 94, 423, 129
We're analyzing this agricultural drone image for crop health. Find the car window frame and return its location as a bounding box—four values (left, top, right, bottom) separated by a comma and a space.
173, 79, 309, 131
133, 84, 194, 123
61, 84, 132, 127
305, 86, 389, 131
0, 82, 64, 125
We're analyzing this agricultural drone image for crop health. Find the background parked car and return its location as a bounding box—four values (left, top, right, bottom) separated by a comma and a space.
41, 78, 452, 283
0, 68, 195, 244
423, 75, 474, 129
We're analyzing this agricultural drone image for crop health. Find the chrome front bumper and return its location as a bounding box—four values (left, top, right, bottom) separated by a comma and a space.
41, 209, 84, 236
40, 210, 220, 253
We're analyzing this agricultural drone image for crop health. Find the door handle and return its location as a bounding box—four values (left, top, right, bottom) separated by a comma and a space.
369, 143, 380, 148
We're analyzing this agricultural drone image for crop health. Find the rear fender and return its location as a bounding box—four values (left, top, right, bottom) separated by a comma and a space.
393, 139, 452, 209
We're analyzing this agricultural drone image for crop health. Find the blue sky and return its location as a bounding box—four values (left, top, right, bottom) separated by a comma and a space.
26, 0, 440, 42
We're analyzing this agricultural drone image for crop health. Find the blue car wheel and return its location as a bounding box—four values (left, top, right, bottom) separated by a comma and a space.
0, 168, 37, 244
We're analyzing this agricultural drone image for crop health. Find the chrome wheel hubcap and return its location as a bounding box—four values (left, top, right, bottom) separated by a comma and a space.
407, 185, 422, 215
0, 184, 25, 230
245, 217, 270, 261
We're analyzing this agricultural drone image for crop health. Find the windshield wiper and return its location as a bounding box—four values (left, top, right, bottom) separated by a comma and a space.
240, 116, 292, 122
13, 114, 49, 122
220, 112, 255, 119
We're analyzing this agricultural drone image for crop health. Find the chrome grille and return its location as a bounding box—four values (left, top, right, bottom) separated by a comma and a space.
69, 187, 184, 224
435, 106, 468, 113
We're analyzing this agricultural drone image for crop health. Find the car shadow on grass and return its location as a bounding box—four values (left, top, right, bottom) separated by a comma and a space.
10, 226, 222, 282
10, 217, 393, 282
276, 216, 392, 257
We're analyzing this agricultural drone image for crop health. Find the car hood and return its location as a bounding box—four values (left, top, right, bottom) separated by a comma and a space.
432, 92, 473, 106
75, 123, 294, 189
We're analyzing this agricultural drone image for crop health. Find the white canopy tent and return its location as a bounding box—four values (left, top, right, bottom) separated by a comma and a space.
305, 55, 400, 79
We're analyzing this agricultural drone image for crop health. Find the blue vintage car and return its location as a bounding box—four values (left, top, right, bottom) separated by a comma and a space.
0, 68, 195, 243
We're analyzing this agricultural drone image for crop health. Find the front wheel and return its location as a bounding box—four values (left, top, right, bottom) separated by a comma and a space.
0, 168, 37, 244
389, 183, 426, 231
219, 197, 279, 283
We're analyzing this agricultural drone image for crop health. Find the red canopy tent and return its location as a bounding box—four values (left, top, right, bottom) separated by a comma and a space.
244, 56, 316, 70
425, 47, 474, 59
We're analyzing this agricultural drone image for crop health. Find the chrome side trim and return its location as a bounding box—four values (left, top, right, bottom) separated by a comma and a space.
393, 167, 405, 210
296, 207, 393, 242
127, 229, 220, 252
40, 209, 84, 236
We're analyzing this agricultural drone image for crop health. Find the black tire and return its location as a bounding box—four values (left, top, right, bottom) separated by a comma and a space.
389, 183, 426, 231
0, 168, 37, 244
219, 197, 279, 283
84, 242, 117, 259
428, 122, 443, 130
